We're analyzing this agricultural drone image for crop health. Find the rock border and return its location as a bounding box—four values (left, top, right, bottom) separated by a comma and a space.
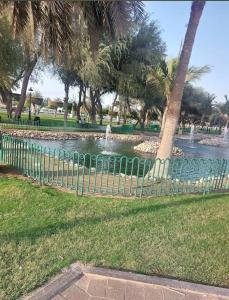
134, 140, 184, 156
199, 137, 228, 147
23, 262, 229, 300
2, 129, 149, 142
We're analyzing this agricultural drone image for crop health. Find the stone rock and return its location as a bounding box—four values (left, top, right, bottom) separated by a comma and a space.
134, 141, 183, 157
199, 137, 226, 147
4, 128, 151, 143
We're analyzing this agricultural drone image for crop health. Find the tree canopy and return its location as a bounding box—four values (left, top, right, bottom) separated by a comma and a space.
0, 16, 23, 91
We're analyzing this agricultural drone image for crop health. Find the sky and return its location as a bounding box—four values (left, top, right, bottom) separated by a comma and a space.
23, 1, 229, 105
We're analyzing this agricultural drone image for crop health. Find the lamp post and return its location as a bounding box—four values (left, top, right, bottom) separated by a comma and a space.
28, 87, 33, 121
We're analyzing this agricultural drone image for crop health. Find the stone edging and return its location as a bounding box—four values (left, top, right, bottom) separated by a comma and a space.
2, 129, 149, 142
81, 264, 229, 298
23, 265, 83, 300
23, 262, 229, 299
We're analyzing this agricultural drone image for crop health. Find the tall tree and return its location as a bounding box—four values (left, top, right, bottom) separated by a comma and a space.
180, 84, 215, 126
111, 20, 166, 126
1, 1, 144, 118
156, 1, 205, 160
15, 44, 40, 118
212, 95, 229, 129
147, 58, 210, 137
0, 16, 23, 118
54, 23, 88, 127
0, 1, 144, 58
55, 65, 78, 127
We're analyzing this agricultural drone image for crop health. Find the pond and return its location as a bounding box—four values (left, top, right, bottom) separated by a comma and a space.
23, 136, 229, 160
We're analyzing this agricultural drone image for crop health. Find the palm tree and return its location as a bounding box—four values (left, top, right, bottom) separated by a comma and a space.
211, 95, 229, 129
147, 57, 210, 138
199, 93, 216, 126
0, 1, 144, 118
223, 95, 229, 128
1, 1, 144, 58
156, 0, 206, 160
0, 16, 24, 118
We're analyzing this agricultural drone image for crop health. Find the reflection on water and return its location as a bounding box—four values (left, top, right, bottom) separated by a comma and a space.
175, 139, 229, 159
23, 137, 229, 160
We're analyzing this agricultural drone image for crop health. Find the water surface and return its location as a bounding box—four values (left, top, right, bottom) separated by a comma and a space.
23, 137, 229, 159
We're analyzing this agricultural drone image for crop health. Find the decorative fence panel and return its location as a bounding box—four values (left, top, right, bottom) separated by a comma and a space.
0, 122, 103, 133
1, 134, 229, 197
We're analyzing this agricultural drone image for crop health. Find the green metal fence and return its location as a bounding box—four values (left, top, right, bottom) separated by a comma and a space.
0, 122, 105, 133
1, 134, 228, 197
0, 117, 222, 135
135, 125, 221, 135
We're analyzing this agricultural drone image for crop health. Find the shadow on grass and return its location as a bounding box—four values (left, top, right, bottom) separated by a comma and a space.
1, 193, 228, 242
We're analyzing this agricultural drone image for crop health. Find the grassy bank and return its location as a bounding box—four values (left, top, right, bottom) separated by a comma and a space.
0, 111, 120, 127
0, 176, 228, 299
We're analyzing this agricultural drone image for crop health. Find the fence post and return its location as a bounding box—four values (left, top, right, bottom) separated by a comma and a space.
0, 130, 2, 162
215, 160, 227, 190
1, 133, 229, 197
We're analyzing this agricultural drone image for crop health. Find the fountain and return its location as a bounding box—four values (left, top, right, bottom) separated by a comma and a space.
105, 124, 111, 144
223, 126, 228, 143
101, 124, 117, 155
189, 124, 195, 147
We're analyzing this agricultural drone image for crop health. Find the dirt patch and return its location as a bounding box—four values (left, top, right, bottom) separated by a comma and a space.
0, 165, 21, 176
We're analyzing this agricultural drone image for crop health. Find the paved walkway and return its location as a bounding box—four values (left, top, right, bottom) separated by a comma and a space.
24, 263, 229, 300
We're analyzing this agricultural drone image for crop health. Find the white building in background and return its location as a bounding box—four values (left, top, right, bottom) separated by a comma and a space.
40, 108, 55, 114
57, 107, 64, 113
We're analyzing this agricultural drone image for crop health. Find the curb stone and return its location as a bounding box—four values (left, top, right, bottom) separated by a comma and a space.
23, 265, 82, 300
23, 262, 229, 300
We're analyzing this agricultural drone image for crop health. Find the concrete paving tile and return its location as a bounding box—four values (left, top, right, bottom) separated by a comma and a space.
184, 292, 208, 300
144, 285, 163, 300
105, 279, 126, 300
89, 297, 114, 300
162, 288, 185, 300
180, 282, 228, 297
24, 263, 229, 300
75, 275, 90, 292
87, 278, 108, 297
51, 295, 66, 300
61, 285, 89, 300
203, 296, 220, 300
125, 282, 145, 300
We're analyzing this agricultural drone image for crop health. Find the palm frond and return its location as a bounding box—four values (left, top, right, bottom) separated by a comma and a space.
80, 1, 144, 49
30, 1, 42, 33
12, 1, 30, 37
186, 65, 211, 82
109, 1, 144, 37
41, 0, 73, 60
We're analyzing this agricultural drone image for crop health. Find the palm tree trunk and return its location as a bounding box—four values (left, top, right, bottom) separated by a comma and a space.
76, 83, 83, 122
159, 105, 168, 139
200, 114, 205, 127
226, 119, 229, 129
109, 93, 118, 125
64, 83, 70, 128
96, 96, 103, 125
15, 57, 37, 119
156, 1, 205, 160
0, 88, 12, 118
144, 110, 150, 127
123, 104, 127, 125
6, 97, 12, 119
140, 107, 147, 129
89, 89, 97, 124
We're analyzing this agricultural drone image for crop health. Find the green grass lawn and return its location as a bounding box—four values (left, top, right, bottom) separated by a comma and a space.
0, 176, 229, 299
0, 111, 79, 127
0, 111, 120, 127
